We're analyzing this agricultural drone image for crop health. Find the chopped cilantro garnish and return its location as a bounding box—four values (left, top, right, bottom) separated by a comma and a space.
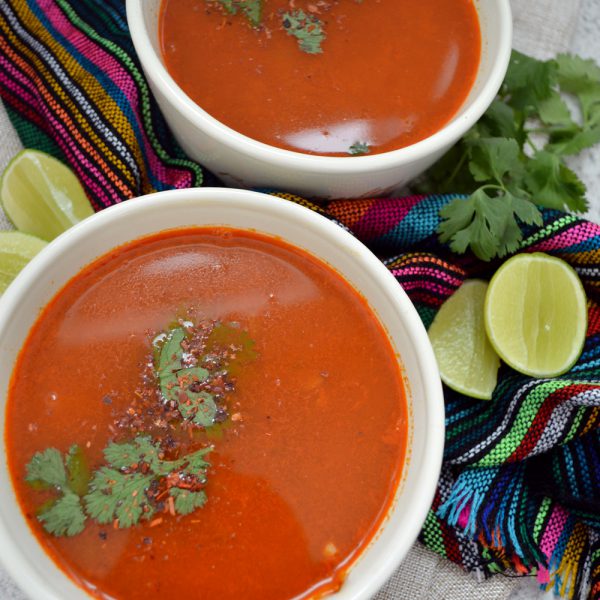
84, 436, 211, 530
156, 327, 218, 427
26, 437, 212, 535
349, 142, 370, 156
419, 51, 600, 261
156, 322, 256, 424
25, 319, 256, 537
282, 10, 326, 55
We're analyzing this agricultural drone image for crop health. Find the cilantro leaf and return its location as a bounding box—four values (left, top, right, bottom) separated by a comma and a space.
543, 54, 600, 155
178, 391, 218, 427
214, 0, 262, 27
439, 189, 542, 261
503, 50, 556, 112
479, 100, 520, 139
165, 446, 212, 476
525, 151, 587, 212
38, 492, 86, 537
556, 54, 600, 126
84, 437, 211, 529
282, 10, 325, 55
240, 0, 261, 27
158, 327, 186, 376
468, 138, 523, 184
103, 436, 160, 472
547, 126, 600, 156
160, 362, 217, 427
538, 90, 575, 128
26, 446, 88, 536
85, 468, 154, 528
170, 488, 207, 515
349, 142, 370, 156
26, 448, 67, 489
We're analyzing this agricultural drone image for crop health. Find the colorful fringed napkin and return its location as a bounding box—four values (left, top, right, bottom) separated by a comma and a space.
1, 1, 600, 599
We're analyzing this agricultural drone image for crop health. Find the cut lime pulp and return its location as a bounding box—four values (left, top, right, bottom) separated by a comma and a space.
428, 280, 500, 400
0, 149, 94, 241
0, 231, 47, 293
484, 252, 587, 378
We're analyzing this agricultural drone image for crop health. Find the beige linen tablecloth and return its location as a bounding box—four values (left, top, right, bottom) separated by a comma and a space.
0, 0, 593, 598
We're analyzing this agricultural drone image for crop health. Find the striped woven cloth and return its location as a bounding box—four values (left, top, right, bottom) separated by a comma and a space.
1, 1, 600, 599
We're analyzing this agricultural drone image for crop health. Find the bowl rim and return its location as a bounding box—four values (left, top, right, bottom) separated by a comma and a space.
126, 0, 513, 173
0, 188, 445, 599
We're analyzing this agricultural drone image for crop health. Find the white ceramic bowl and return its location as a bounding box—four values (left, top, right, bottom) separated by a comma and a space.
126, 0, 512, 199
0, 189, 444, 599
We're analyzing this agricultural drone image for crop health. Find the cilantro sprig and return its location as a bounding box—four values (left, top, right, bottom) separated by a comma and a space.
26, 438, 211, 536
421, 51, 600, 261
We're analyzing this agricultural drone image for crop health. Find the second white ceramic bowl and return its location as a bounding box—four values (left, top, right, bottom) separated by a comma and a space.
127, 0, 512, 199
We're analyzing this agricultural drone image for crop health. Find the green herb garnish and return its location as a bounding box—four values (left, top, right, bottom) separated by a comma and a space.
282, 10, 326, 55
156, 327, 218, 427
349, 142, 370, 156
420, 51, 600, 261
25, 446, 88, 537
214, 0, 262, 28
84, 437, 210, 529
26, 438, 211, 535
25, 319, 257, 537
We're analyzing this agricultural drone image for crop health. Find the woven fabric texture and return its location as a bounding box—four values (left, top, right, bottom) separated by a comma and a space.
0, 1, 599, 600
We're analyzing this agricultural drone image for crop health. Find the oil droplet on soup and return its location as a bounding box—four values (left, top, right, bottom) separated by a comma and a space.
6, 228, 408, 599
159, 0, 480, 155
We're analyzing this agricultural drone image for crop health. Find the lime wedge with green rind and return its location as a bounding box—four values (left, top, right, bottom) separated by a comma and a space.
0, 231, 47, 293
484, 252, 587, 378
428, 279, 500, 400
0, 150, 94, 241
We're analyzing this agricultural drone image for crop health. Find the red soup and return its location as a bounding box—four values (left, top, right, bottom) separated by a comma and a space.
5, 227, 407, 599
160, 0, 481, 156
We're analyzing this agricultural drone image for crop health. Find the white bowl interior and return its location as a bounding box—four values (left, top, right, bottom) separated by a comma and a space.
0, 189, 444, 599
135, 0, 505, 155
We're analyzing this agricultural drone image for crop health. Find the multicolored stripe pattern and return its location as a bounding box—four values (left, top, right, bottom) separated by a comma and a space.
0, 0, 206, 210
1, 1, 600, 598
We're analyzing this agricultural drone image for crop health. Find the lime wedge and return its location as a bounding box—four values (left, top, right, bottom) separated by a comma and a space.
428, 280, 500, 400
0, 231, 47, 293
484, 252, 587, 378
0, 150, 94, 241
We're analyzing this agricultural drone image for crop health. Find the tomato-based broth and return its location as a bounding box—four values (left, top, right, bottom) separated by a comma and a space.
5, 228, 407, 599
159, 0, 481, 156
